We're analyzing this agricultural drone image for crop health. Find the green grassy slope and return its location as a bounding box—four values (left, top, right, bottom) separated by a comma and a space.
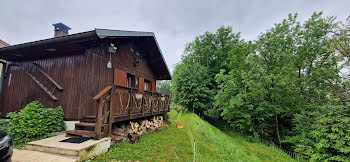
91, 110, 294, 161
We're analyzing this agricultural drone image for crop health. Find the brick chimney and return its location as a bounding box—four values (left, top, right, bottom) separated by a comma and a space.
53, 23, 71, 37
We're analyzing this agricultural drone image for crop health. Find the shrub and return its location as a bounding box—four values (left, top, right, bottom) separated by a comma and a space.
6, 101, 66, 144
0, 120, 9, 133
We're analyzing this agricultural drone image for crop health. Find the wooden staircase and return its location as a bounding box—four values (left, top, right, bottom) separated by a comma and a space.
66, 116, 108, 139
26, 63, 63, 101
66, 86, 115, 140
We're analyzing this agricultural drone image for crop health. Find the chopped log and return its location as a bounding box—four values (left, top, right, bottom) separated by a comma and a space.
121, 124, 126, 130
146, 121, 151, 128
130, 134, 140, 144
112, 116, 166, 143
113, 127, 125, 133
112, 135, 127, 143
113, 130, 126, 136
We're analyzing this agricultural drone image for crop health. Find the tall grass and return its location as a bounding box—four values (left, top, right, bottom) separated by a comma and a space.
90, 110, 294, 161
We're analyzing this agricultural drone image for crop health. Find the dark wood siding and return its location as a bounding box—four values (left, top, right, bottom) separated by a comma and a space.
0, 43, 157, 120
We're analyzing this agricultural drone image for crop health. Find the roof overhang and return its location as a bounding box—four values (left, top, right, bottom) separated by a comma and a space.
0, 29, 171, 80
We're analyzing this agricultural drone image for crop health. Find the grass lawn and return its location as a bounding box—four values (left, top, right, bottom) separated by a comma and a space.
90, 110, 294, 161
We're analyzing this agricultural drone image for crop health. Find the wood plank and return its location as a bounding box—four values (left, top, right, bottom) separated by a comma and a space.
65, 130, 97, 138
129, 89, 133, 119
75, 122, 96, 127
103, 101, 109, 124
95, 100, 104, 139
25, 72, 58, 101
75, 122, 108, 127
93, 86, 112, 100
33, 63, 64, 90
108, 86, 115, 137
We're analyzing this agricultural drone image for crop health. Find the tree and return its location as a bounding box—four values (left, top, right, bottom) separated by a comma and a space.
173, 12, 349, 161
183, 26, 243, 75
171, 62, 213, 114
173, 26, 243, 115
156, 80, 172, 93
285, 13, 350, 161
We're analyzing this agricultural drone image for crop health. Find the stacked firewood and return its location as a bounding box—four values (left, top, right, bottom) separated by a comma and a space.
112, 116, 164, 143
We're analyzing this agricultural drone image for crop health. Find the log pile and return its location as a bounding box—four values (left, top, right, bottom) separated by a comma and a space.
111, 116, 164, 143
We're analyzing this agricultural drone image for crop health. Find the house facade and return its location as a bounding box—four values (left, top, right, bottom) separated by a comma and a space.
0, 27, 171, 122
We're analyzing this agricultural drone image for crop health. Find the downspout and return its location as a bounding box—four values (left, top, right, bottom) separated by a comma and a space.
0, 60, 7, 96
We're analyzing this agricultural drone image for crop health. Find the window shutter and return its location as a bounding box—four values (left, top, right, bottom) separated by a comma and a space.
114, 69, 127, 86
152, 81, 156, 92
138, 77, 144, 92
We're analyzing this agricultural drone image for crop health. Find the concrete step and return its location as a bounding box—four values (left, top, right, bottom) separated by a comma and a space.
25, 134, 111, 161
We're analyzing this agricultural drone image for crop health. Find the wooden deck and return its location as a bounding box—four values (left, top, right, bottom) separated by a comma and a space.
66, 84, 171, 139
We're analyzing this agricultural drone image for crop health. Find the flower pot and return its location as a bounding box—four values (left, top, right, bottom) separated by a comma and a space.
135, 93, 143, 100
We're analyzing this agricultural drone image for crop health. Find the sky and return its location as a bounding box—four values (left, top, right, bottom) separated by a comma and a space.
0, 0, 349, 73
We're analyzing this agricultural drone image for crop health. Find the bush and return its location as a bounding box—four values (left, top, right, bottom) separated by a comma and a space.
0, 120, 9, 133
6, 101, 66, 144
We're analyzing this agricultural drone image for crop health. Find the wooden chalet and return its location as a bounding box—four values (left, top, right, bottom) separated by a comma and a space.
0, 24, 171, 139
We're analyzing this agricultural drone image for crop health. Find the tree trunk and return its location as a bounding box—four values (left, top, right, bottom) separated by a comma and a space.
273, 105, 282, 148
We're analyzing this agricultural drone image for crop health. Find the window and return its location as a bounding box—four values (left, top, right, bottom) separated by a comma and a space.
126, 73, 135, 88
144, 80, 150, 91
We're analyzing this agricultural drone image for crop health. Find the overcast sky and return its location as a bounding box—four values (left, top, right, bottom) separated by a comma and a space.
0, 0, 349, 72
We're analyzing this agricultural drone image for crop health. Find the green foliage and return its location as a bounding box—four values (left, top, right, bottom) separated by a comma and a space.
286, 103, 350, 161
172, 62, 214, 114
172, 12, 349, 161
0, 120, 9, 133
6, 101, 66, 144
91, 110, 294, 161
172, 26, 243, 116
156, 80, 172, 93
183, 26, 242, 72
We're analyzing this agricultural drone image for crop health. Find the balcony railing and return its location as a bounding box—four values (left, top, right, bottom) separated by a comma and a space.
92, 84, 171, 139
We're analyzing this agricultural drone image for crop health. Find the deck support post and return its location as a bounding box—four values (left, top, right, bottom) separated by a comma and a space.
129, 89, 133, 119
158, 95, 161, 114
142, 94, 145, 117
108, 86, 115, 137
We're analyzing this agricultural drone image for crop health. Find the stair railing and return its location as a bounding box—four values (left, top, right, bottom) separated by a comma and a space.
93, 85, 113, 139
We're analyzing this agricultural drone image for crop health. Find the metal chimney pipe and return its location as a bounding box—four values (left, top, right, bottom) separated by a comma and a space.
53, 23, 71, 38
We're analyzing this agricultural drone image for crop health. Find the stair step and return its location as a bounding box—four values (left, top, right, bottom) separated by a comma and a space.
75, 122, 107, 127
83, 116, 96, 119
80, 116, 97, 123
65, 130, 96, 138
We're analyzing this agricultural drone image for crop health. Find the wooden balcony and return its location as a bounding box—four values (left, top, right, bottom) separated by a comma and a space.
66, 84, 171, 139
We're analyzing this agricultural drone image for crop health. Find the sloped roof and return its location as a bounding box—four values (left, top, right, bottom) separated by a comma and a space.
0, 40, 10, 48
0, 29, 171, 80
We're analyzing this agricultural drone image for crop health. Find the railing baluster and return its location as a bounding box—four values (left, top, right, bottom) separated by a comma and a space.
103, 101, 108, 124
95, 99, 104, 139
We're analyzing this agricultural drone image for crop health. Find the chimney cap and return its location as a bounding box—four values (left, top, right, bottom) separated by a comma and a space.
53, 23, 71, 33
